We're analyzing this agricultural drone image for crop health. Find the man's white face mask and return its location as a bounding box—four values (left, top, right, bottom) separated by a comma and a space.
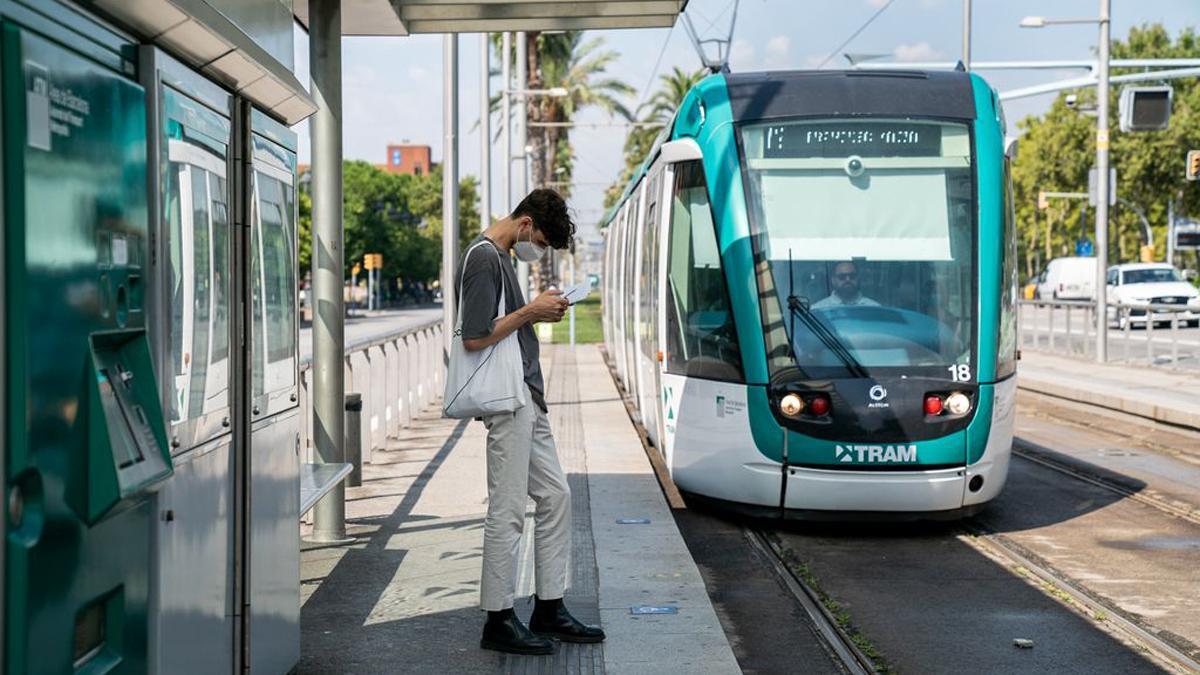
514, 222, 546, 262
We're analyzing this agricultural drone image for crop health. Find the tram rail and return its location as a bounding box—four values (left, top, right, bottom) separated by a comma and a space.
963, 519, 1200, 674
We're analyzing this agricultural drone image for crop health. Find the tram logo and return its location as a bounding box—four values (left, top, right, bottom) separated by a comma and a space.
867, 385, 889, 409
836, 444, 917, 463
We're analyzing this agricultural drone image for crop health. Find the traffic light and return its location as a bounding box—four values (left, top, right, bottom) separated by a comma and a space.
1188, 150, 1200, 182
1118, 86, 1172, 132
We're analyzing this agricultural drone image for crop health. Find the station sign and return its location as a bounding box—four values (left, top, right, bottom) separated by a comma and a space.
1175, 222, 1200, 251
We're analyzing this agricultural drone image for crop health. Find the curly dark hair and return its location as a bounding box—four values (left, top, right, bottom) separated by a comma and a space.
512, 188, 575, 250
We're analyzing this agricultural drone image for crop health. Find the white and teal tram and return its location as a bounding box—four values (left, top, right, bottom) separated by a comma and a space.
602, 69, 1020, 519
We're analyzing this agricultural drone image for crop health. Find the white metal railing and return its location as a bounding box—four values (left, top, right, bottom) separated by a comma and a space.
1018, 299, 1199, 367
298, 319, 444, 465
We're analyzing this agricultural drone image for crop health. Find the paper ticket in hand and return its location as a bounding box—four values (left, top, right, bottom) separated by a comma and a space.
562, 282, 592, 305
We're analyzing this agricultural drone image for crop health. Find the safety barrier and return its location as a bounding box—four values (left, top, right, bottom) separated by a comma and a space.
298, 319, 444, 468
1018, 299, 1199, 367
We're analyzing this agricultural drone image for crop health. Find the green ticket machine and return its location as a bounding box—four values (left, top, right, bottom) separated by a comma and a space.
3, 16, 172, 674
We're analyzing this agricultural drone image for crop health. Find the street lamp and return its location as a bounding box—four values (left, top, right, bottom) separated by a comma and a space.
1021, 0, 1111, 363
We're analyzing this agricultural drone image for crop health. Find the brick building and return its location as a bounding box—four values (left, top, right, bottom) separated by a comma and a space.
382, 143, 433, 176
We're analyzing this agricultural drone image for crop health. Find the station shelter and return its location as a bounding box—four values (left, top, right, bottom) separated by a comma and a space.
0, 1, 683, 673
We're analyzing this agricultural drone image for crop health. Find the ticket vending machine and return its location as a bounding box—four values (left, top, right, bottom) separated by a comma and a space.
3, 19, 171, 674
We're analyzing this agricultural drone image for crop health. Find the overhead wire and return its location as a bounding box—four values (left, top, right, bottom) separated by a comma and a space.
816, 0, 897, 69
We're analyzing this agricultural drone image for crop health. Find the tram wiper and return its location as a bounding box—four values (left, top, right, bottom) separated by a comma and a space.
785, 249, 868, 379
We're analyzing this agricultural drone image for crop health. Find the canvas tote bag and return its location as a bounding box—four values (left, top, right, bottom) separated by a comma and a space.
443, 241, 527, 418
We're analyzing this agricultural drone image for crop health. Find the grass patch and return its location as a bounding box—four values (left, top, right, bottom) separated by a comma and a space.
551, 295, 603, 344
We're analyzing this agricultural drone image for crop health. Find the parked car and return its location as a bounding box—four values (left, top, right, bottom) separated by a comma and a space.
1034, 257, 1097, 300
1106, 262, 1200, 328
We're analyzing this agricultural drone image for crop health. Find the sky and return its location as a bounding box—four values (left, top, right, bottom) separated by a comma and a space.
292, 0, 1198, 241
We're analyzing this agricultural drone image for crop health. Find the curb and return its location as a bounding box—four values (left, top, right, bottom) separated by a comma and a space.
1018, 373, 1200, 432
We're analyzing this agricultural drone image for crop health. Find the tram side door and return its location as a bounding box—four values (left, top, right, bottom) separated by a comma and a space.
640, 164, 666, 448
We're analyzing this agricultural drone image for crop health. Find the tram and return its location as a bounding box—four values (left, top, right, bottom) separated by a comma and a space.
602, 69, 1019, 518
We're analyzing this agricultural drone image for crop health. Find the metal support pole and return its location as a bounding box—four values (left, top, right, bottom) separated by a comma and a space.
962, 0, 972, 70
1167, 198, 1175, 265
308, 0, 350, 543
568, 249, 576, 345
1094, 0, 1111, 363
443, 34, 460, 358
345, 393, 363, 487
515, 31, 530, 299
501, 32, 512, 218
480, 33, 491, 226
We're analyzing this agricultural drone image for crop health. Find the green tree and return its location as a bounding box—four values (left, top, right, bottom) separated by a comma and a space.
296, 162, 481, 297
1012, 24, 1200, 280
605, 66, 706, 210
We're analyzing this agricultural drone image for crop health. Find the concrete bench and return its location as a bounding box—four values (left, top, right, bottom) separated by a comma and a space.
300, 462, 354, 516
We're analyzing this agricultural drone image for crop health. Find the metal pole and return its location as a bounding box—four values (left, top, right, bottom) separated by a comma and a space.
1094, 0, 1111, 363
1167, 197, 1175, 266
308, 0, 349, 543
568, 249, 576, 345
962, 0, 972, 70
443, 34, 460, 357
480, 33, 491, 227
515, 31, 530, 299
501, 33, 512, 217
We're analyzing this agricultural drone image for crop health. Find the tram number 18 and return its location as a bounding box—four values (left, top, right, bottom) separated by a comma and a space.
947, 364, 971, 382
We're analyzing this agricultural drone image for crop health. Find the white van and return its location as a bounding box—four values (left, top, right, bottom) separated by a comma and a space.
1034, 257, 1097, 301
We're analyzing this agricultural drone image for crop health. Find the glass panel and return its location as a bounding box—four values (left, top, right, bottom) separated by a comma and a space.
252, 170, 297, 396
663, 161, 744, 381
740, 118, 976, 380
250, 189, 265, 400
167, 162, 186, 423
997, 159, 1018, 380
187, 167, 212, 420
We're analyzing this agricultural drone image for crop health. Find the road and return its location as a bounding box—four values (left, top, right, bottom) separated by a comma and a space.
299, 306, 441, 363
666, 391, 1200, 674
1019, 304, 1200, 369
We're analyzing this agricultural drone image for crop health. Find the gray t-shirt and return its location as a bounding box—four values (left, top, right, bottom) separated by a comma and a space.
456, 234, 546, 412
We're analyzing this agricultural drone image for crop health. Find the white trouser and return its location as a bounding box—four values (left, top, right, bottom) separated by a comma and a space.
479, 401, 571, 611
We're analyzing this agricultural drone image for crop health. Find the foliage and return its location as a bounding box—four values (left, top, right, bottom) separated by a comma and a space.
1011, 24, 1200, 280
550, 295, 603, 343
605, 67, 707, 210
297, 162, 480, 291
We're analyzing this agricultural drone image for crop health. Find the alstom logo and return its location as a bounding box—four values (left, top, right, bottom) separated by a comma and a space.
836, 444, 918, 463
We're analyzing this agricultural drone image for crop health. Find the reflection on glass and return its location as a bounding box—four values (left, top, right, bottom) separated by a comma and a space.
166, 137, 231, 425
251, 167, 297, 399
740, 118, 976, 379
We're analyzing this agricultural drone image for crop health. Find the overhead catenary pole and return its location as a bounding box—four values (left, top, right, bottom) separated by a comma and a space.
501, 32, 512, 217
480, 33, 491, 227
443, 34, 460, 357
962, 0, 972, 69
1094, 0, 1110, 363
308, 0, 349, 543
514, 31, 530, 299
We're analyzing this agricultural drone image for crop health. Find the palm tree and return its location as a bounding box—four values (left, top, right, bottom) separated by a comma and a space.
605, 67, 707, 209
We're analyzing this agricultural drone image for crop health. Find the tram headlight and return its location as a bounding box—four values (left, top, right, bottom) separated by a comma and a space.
945, 392, 971, 416
844, 155, 866, 178
779, 393, 805, 418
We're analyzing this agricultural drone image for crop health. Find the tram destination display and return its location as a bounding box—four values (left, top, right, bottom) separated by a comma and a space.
763, 122, 942, 158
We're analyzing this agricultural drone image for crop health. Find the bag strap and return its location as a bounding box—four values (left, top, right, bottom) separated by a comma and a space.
457, 239, 509, 329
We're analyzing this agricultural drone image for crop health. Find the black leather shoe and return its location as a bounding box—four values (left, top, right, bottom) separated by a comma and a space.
481, 609, 555, 655
529, 596, 606, 643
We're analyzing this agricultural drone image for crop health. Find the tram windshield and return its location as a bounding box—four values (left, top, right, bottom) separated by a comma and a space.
739, 118, 975, 380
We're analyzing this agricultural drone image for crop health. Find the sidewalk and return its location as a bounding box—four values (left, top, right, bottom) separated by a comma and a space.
299, 345, 739, 674
1018, 350, 1200, 430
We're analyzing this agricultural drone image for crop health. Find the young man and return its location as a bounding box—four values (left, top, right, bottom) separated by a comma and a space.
457, 189, 605, 655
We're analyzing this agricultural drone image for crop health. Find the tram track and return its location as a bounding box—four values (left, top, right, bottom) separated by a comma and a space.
745, 528, 878, 675
960, 520, 1200, 675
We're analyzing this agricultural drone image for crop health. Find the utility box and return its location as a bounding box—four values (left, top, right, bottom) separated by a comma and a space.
3, 17, 170, 674
1118, 85, 1172, 132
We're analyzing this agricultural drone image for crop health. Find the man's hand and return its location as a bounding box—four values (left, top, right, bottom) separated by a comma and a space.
523, 289, 568, 324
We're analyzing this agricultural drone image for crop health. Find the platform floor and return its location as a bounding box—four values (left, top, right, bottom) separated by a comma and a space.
299, 345, 738, 674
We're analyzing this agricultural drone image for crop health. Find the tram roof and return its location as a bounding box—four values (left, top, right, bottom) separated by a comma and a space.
724, 69, 977, 123
292, 1, 690, 36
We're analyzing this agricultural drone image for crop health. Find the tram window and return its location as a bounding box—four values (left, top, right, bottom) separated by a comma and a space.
187, 168, 212, 420
664, 160, 744, 381
997, 159, 1018, 379
167, 163, 186, 423
641, 179, 659, 358
740, 118, 976, 378
210, 175, 230, 366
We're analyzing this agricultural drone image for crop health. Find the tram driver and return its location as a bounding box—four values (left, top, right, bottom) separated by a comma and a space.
812, 261, 879, 309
